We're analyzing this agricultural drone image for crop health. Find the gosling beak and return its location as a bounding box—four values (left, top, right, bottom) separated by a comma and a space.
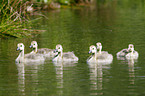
54, 49, 58, 53
29, 45, 33, 48
88, 50, 92, 54
16, 47, 20, 51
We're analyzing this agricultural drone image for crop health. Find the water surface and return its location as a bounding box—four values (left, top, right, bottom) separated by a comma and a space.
1, 0, 145, 95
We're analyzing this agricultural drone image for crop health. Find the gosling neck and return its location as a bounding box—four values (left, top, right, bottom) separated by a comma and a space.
92, 51, 97, 60
16, 50, 24, 63
19, 50, 24, 57
131, 49, 134, 54
18, 50, 24, 61
99, 46, 102, 54
58, 50, 63, 58
99, 48, 102, 54
32, 47, 37, 53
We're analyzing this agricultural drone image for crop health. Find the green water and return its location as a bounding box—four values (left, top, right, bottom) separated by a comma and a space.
1, 0, 145, 95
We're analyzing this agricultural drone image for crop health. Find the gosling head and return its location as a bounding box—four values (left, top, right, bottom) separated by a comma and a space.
29, 41, 38, 49
16, 43, 24, 51
89, 45, 97, 54
54, 44, 63, 53
96, 42, 102, 50
128, 44, 134, 52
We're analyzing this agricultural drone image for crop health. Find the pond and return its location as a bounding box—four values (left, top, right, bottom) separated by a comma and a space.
1, 0, 145, 95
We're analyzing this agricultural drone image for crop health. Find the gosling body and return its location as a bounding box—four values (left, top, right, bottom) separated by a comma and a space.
29, 41, 56, 58
15, 43, 45, 64
126, 44, 139, 59
117, 44, 139, 59
52, 44, 79, 62
87, 45, 113, 64
117, 49, 129, 57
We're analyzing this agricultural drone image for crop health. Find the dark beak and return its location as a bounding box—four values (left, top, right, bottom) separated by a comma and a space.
88, 50, 92, 54
16, 47, 20, 51
29, 45, 33, 48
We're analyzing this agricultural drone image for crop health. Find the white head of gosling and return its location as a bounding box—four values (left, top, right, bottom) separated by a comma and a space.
128, 44, 134, 54
16, 43, 25, 63
17, 43, 25, 55
87, 45, 97, 62
96, 42, 102, 54
89, 45, 97, 54
54, 44, 63, 57
29, 41, 38, 53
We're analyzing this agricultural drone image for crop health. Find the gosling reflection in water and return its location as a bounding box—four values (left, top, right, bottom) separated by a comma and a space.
17, 64, 25, 95
117, 55, 136, 85
53, 61, 77, 95
127, 59, 136, 85
16, 62, 42, 96
53, 61, 64, 95
88, 63, 103, 95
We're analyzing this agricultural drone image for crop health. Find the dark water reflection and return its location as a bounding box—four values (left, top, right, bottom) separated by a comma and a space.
1, 0, 145, 95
